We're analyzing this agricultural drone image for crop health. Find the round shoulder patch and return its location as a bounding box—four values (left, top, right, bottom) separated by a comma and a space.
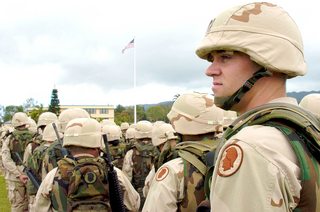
217, 144, 243, 177
156, 166, 169, 181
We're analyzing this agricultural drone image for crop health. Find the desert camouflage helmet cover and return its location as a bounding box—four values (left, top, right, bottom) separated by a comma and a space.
43, 121, 63, 142
196, 2, 306, 77
28, 117, 37, 133
120, 122, 130, 130
101, 119, 116, 126
12, 112, 29, 128
299, 93, 320, 118
152, 123, 178, 146
167, 92, 224, 135
63, 118, 102, 148
102, 124, 121, 142
126, 128, 136, 139
135, 120, 153, 139
37, 112, 58, 127
58, 108, 90, 133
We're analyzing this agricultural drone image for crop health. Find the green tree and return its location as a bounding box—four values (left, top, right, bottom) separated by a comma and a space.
146, 105, 170, 122
48, 88, 60, 116
114, 105, 133, 125
28, 104, 45, 123
136, 105, 146, 121
2, 105, 24, 123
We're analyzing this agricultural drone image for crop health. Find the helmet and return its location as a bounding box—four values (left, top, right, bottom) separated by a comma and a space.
28, 117, 37, 133
101, 119, 116, 126
128, 123, 136, 129
12, 112, 29, 128
102, 125, 121, 142
120, 122, 130, 131
152, 123, 178, 146
58, 108, 90, 133
299, 93, 320, 118
167, 92, 224, 135
153, 121, 165, 128
135, 120, 153, 139
42, 122, 63, 142
37, 112, 58, 127
63, 118, 102, 148
126, 128, 136, 139
196, 2, 307, 77
196, 2, 306, 77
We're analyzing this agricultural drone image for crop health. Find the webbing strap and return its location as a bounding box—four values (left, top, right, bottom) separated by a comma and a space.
178, 150, 207, 175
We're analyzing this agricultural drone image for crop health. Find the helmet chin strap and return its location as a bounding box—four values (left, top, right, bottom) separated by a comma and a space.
214, 68, 272, 110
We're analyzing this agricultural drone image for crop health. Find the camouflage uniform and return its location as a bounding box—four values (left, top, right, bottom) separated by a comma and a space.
26, 122, 62, 211
102, 124, 127, 169
143, 123, 179, 197
195, 2, 319, 211
41, 108, 90, 178
122, 120, 157, 209
33, 118, 140, 211
1, 112, 34, 212
143, 93, 225, 211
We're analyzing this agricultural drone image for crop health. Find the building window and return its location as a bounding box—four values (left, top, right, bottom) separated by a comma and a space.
85, 108, 96, 114
100, 108, 109, 114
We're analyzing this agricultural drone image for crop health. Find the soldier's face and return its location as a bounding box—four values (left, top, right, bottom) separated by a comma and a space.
205, 50, 261, 97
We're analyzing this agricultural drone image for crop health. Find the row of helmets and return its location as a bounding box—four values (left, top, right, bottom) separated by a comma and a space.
9, 93, 238, 149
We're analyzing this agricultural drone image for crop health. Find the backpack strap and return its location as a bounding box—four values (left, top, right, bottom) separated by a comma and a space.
178, 150, 207, 176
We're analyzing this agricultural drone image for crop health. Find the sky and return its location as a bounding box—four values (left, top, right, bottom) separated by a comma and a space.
0, 0, 319, 108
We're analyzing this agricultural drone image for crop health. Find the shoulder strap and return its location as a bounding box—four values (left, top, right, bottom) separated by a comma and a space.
224, 102, 320, 162
175, 140, 220, 176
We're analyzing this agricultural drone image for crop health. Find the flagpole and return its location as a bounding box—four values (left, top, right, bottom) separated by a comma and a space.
133, 37, 137, 124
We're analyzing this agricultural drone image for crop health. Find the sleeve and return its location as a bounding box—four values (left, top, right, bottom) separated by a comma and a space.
115, 167, 141, 211
1, 136, 22, 178
142, 160, 184, 212
143, 165, 155, 197
32, 168, 57, 212
210, 137, 300, 212
122, 149, 133, 181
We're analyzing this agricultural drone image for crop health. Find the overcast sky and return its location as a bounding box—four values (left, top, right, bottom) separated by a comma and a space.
0, 0, 319, 107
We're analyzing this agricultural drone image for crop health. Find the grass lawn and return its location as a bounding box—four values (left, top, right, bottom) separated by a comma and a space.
0, 174, 11, 212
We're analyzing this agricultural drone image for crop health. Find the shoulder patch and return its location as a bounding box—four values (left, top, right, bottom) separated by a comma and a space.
156, 166, 169, 181
217, 144, 243, 177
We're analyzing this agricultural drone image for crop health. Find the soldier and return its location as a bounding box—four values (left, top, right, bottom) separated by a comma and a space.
33, 117, 140, 211
125, 127, 136, 152
195, 2, 319, 211
0, 125, 14, 176
142, 92, 225, 211
143, 122, 179, 198
23, 112, 58, 177
120, 122, 130, 140
41, 108, 90, 177
102, 124, 127, 169
26, 121, 62, 211
122, 120, 156, 208
1, 112, 35, 212
299, 93, 320, 118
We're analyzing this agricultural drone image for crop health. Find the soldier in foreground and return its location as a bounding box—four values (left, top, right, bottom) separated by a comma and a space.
41, 108, 90, 177
142, 92, 225, 211
195, 2, 319, 211
33, 117, 140, 211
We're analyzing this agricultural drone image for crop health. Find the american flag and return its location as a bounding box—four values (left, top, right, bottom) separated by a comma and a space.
122, 39, 134, 54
